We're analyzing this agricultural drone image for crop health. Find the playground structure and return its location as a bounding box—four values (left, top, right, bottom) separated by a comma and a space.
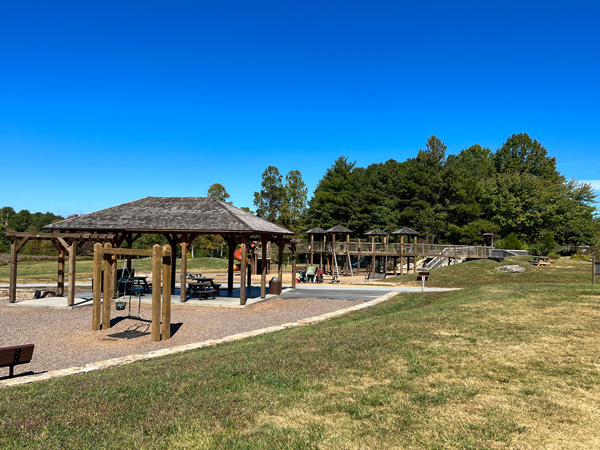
92, 243, 172, 341
299, 226, 494, 278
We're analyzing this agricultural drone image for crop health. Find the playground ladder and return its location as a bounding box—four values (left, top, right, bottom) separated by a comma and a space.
332, 248, 340, 282
347, 252, 354, 277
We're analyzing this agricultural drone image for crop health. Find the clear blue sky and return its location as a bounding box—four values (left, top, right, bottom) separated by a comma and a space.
2, 0, 599, 217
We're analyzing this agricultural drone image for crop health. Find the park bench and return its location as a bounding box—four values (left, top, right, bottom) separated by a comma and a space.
0, 344, 35, 378
365, 272, 387, 282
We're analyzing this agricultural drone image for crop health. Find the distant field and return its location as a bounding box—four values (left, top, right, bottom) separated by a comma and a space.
1, 256, 599, 449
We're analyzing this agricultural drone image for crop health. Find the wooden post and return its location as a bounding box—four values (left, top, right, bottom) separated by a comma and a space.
9, 239, 18, 303
593, 257, 596, 285
67, 239, 77, 307
310, 234, 314, 265
151, 244, 162, 341
57, 248, 65, 296
371, 236, 376, 275
102, 243, 112, 329
291, 242, 297, 288
400, 235, 404, 276
227, 237, 235, 292
126, 233, 133, 270
162, 245, 172, 340
261, 235, 267, 298
180, 241, 188, 302
414, 236, 418, 273
247, 244, 252, 288
240, 235, 248, 305
277, 235, 284, 281
92, 243, 102, 330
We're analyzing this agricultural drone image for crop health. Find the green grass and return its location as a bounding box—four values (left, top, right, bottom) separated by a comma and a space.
1, 257, 599, 448
0, 257, 229, 284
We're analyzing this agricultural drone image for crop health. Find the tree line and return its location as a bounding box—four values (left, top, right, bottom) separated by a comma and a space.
255, 133, 598, 252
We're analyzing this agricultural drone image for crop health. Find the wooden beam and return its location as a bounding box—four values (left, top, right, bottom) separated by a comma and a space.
67, 240, 77, 306
151, 244, 162, 342
15, 237, 31, 253
180, 241, 189, 302
291, 242, 297, 288
99, 248, 153, 257
9, 239, 18, 303
57, 248, 65, 296
240, 235, 248, 305
261, 235, 267, 298
226, 235, 235, 292
102, 243, 112, 329
277, 235, 284, 281
162, 244, 172, 340
92, 243, 102, 330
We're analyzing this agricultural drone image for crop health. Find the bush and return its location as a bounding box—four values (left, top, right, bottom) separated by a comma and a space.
548, 251, 561, 260
497, 232, 523, 250
571, 253, 592, 262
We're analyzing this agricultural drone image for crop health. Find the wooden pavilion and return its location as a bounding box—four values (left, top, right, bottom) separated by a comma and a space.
364, 229, 389, 274
8, 197, 294, 306
306, 227, 326, 266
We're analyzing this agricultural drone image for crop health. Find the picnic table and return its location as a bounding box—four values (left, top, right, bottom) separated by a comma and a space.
188, 277, 222, 299
529, 256, 553, 266
117, 276, 150, 295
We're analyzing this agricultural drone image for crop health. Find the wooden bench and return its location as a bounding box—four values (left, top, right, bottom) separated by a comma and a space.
0, 344, 35, 378
365, 272, 387, 281
197, 289, 217, 299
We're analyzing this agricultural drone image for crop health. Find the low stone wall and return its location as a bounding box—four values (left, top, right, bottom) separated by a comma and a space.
0, 288, 38, 300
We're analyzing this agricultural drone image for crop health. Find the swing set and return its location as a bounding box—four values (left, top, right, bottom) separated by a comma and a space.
92, 243, 172, 341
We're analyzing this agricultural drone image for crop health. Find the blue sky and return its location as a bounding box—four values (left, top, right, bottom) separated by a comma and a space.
2, 0, 599, 216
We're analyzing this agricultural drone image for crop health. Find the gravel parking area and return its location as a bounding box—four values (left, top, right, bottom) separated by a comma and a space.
0, 295, 366, 379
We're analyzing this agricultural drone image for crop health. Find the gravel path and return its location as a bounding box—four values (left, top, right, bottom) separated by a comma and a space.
0, 295, 365, 379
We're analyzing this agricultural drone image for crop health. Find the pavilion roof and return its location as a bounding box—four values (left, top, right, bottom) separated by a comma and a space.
45, 197, 293, 235
305, 227, 327, 234
365, 228, 389, 236
326, 225, 352, 233
392, 227, 420, 236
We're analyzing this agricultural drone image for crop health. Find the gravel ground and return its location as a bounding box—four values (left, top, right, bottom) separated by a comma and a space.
0, 295, 365, 379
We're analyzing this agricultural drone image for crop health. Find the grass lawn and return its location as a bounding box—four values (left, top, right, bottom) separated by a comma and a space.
1, 257, 599, 448
0, 257, 230, 284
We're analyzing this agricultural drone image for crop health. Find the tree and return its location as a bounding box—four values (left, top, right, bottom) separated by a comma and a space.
254, 166, 285, 223
207, 183, 231, 203
280, 170, 307, 233
495, 133, 563, 182
305, 157, 357, 230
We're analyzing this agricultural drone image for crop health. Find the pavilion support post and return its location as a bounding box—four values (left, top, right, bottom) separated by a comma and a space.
247, 244, 252, 288
310, 235, 314, 265
227, 237, 235, 292
165, 234, 178, 292
57, 247, 65, 296
67, 239, 78, 307
126, 233, 133, 270
151, 244, 162, 342
92, 243, 102, 330
102, 243, 112, 329
180, 241, 189, 302
9, 239, 18, 303
162, 245, 172, 340
291, 242, 297, 288
322, 235, 326, 270
240, 235, 248, 305
261, 235, 267, 298
277, 235, 284, 281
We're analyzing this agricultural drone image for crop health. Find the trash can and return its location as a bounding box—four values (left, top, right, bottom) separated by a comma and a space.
269, 277, 282, 295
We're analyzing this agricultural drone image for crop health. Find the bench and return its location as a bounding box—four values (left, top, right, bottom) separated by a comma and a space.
197, 289, 217, 299
365, 272, 387, 281
0, 344, 35, 378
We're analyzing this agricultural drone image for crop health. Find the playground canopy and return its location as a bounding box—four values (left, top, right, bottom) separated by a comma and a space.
8, 197, 293, 306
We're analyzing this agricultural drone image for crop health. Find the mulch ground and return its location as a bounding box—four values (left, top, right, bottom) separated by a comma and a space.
0, 295, 364, 380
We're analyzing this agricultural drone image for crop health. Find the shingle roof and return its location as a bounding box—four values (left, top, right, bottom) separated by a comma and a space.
392, 227, 420, 236
305, 227, 327, 234
364, 228, 389, 236
45, 197, 293, 235
326, 225, 352, 233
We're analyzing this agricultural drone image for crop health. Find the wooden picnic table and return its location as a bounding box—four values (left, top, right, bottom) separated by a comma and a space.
529, 256, 553, 266
188, 281, 218, 299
